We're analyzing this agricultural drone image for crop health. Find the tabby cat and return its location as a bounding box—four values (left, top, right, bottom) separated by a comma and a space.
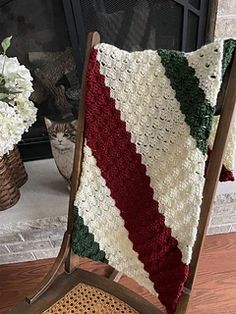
45, 118, 77, 184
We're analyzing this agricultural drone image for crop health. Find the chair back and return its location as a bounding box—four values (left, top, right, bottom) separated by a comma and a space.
69, 33, 236, 314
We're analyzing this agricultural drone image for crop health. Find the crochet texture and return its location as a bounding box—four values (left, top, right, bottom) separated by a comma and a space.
72, 39, 236, 314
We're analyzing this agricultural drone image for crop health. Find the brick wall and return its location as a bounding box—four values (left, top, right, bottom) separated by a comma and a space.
211, 0, 236, 234
0, 221, 66, 264
214, 0, 236, 39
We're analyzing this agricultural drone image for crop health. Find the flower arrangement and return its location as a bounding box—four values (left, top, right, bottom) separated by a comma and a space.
0, 36, 37, 157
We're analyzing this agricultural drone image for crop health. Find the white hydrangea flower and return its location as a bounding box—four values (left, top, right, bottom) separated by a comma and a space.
14, 94, 37, 130
0, 54, 37, 156
0, 101, 25, 156
0, 55, 33, 99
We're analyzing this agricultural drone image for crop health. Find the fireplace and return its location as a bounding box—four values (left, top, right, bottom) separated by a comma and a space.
0, 0, 210, 161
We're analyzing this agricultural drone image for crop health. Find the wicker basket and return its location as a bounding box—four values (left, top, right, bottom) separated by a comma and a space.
6, 146, 28, 187
0, 146, 27, 211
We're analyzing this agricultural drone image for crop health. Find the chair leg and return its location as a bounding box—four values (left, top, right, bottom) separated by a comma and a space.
65, 248, 84, 274
26, 231, 71, 304
65, 247, 75, 273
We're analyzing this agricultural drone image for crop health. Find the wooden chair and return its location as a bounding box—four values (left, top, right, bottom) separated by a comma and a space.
9, 32, 236, 314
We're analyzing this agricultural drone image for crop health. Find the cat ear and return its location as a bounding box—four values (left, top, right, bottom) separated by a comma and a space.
45, 117, 52, 128
71, 120, 78, 128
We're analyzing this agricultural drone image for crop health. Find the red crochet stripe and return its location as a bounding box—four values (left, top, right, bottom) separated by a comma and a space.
220, 166, 235, 182
206, 149, 235, 182
84, 48, 189, 314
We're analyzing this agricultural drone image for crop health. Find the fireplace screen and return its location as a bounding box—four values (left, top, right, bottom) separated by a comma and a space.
73, 0, 209, 60
80, 0, 183, 51
0, 0, 80, 119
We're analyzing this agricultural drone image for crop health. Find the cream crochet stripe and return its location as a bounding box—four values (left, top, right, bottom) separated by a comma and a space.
96, 44, 209, 265
186, 41, 224, 106
74, 144, 156, 294
186, 41, 236, 172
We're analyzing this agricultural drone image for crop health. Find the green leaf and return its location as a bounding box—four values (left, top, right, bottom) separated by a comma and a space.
1, 36, 12, 55
0, 93, 9, 101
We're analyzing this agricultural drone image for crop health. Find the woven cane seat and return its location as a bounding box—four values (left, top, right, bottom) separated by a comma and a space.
43, 283, 139, 314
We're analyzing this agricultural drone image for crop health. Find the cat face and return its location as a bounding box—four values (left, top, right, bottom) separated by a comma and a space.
45, 118, 77, 150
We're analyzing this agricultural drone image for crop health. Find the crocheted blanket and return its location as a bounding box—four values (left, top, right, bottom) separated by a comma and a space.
72, 39, 236, 314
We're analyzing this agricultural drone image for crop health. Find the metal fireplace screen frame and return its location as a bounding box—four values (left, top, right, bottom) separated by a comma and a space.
63, 0, 209, 74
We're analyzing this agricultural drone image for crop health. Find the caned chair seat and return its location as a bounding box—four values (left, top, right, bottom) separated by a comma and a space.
43, 283, 138, 314
9, 267, 161, 314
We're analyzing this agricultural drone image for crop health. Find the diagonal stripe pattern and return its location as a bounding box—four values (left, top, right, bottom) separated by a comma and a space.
74, 144, 155, 294
72, 39, 235, 314
96, 44, 207, 265
83, 48, 189, 314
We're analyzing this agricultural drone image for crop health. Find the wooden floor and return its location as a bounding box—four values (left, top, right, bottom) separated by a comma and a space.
0, 233, 235, 314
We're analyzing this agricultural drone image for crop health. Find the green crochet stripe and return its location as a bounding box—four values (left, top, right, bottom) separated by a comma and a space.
222, 39, 236, 76
158, 49, 214, 155
72, 206, 108, 263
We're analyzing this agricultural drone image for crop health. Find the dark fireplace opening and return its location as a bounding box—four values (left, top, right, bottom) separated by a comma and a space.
0, 0, 210, 161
